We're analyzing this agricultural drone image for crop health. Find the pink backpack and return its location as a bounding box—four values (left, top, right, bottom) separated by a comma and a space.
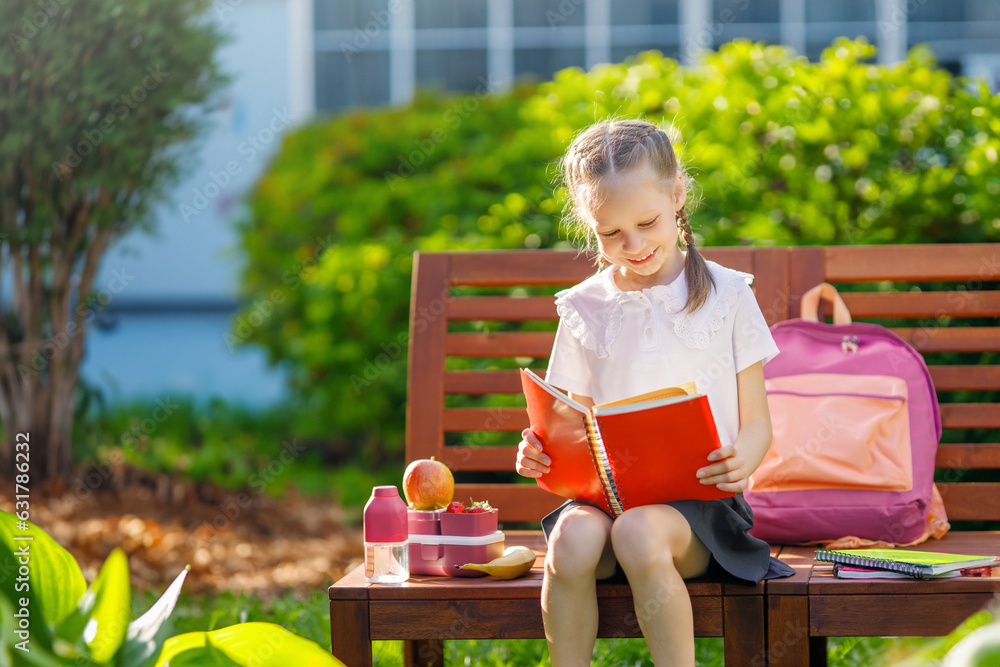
744, 284, 944, 545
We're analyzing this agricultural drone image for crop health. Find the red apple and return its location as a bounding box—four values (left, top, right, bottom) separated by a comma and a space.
402, 456, 454, 510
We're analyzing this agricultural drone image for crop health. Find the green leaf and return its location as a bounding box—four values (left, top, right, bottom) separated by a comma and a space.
153, 623, 345, 666
85, 548, 131, 662
0, 511, 86, 647
117, 566, 190, 667
0, 595, 65, 666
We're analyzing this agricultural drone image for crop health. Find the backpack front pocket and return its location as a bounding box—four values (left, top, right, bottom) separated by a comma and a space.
752, 373, 912, 493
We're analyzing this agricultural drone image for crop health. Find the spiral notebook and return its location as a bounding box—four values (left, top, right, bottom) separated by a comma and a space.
816, 548, 1000, 580
520, 369, 734, 518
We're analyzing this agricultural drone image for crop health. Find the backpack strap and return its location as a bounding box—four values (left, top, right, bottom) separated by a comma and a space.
800, 282, 852, 325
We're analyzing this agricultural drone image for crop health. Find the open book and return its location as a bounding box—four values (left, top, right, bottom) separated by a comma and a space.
520, 369, 734, 518
816, 548, 1000, 580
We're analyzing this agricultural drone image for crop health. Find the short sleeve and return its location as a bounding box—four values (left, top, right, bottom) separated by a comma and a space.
732, 282, 780, 372
545, 318, 594, 397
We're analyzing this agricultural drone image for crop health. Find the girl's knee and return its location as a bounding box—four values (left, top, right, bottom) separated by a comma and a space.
610, 506, 690, 572
546, 509, 612, 579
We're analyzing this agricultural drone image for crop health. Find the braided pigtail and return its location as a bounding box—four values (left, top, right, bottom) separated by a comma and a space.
678, 206, 716, 313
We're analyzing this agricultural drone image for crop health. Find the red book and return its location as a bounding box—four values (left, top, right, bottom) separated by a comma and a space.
520, 369, 734, 518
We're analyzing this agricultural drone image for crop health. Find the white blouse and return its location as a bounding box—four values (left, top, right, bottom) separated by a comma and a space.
545, 260, 779, 450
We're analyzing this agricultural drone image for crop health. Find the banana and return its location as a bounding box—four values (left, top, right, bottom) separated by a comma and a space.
457, 546, 537, 580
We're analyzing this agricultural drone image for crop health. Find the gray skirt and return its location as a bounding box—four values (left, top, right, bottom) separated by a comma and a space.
540, 493, 794, 585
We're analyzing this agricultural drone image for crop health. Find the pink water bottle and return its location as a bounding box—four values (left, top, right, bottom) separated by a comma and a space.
364, 486, 409, 583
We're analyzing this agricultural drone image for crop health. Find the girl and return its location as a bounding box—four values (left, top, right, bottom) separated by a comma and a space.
516, 119, 793, 666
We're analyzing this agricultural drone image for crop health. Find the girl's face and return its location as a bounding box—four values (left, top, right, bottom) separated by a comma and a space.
589, 162, 687, 290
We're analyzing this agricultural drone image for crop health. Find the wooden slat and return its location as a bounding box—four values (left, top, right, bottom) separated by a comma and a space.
448, 250, 596, 286
441, 446, 518, 471
701, 247, 757, 275
447, 296, 557, 321
938, 483, 1000, 520
439, 445, 517, 471
825, 244, 1000, 282
407, 253, 450, 462
890, 327, 1000, 352
810, 593, 996, 637
444, 369, 536, 394
789, 247, 825, 320
840, 291, 1000, 318
936, 444, 1000, 469
940, 403, 1000, 429
442, 407, 528, 433
368, 596, 725, 639
446, 247, 761, 286
446, 332, 555, 357
752, 247, 792, 326
928, 365, 1000, 391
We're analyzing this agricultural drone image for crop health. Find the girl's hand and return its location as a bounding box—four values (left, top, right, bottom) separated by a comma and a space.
516, 429, 551, 478
696, 445, 749, 493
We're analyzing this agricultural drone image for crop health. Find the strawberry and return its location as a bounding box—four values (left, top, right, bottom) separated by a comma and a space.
468, 499, 495, 513
445, 501, 466, 513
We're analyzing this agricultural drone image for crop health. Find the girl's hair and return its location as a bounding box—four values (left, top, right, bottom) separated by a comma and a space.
559, 119, 716, 313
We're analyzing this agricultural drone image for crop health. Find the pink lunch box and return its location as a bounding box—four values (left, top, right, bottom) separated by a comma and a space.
408, 531, 505, 577
407, 508, 504, 577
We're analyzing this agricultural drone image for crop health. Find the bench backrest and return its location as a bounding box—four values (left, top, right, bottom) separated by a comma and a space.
405, 245, 1000, 525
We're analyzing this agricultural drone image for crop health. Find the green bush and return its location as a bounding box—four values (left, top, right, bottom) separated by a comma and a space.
236, 38, 1000, 458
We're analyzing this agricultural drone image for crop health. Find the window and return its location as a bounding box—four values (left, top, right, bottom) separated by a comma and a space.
416, 0, 488, 29
315, 50, 390, 113
515, 48, 587, 80
417, 49, 490, 92
515, 0, 585, 28
805, 0, 874, 22
611, 0, 678, 26
315, 0, 390, 31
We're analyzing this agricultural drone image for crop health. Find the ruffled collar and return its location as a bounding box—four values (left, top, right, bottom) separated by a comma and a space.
554, 261, 754, 358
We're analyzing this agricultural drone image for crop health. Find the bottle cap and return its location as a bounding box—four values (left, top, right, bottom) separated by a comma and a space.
364, 485, 408, 543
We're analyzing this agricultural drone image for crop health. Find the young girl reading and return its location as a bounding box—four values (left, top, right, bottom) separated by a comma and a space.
516, 119, 793, 666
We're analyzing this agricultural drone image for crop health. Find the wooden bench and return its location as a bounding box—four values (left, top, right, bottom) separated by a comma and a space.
329, 244, 1000, 667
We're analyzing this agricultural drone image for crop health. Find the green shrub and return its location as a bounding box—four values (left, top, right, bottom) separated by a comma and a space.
236, 38, 1000, 458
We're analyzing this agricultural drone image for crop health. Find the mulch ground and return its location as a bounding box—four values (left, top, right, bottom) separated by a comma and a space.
0, 464, 365, 599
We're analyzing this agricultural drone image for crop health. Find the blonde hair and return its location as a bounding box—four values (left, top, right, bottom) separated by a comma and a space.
559, 119, 716, 313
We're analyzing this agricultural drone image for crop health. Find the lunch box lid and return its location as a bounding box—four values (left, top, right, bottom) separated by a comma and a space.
408, 530, 505, 546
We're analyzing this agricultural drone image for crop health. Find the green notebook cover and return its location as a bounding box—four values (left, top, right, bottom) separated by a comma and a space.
815, 548, 999, 579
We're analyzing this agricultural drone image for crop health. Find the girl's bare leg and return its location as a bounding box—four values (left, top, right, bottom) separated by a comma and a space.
610, 505, 711, 667
541, 506, 617, 667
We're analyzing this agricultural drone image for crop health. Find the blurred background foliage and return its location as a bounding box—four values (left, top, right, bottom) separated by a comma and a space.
234, 37, 1000, 463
